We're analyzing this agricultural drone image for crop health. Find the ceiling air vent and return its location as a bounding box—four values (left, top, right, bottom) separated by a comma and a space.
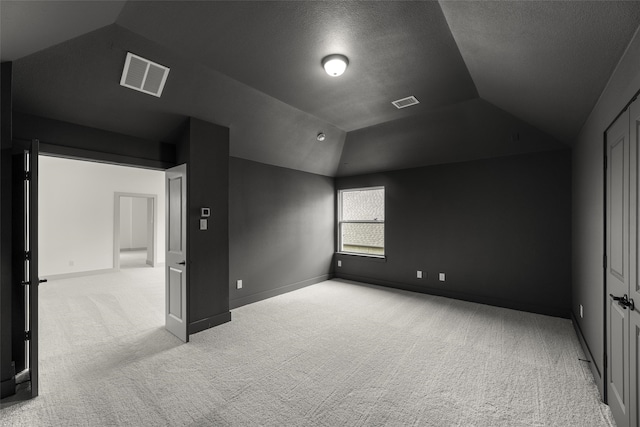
120, 52, 170, 97
392, 96, 420, 109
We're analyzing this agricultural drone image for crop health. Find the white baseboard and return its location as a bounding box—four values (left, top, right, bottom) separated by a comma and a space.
43, 268, 116, 281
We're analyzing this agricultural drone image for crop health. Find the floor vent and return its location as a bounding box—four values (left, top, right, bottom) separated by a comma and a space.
120, 52, 170, 97
392, 96, 420, 109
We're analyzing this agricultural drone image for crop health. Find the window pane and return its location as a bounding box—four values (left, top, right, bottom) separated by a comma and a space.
341, 222, 384, 255
341, 188, 384, 221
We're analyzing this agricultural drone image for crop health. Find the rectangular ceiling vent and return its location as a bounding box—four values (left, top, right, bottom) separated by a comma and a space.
120, 52, 170, 97
392, 96, 420, 109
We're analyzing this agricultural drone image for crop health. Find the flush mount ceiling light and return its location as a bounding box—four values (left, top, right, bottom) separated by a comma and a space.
317, 132, 326, 142
322, 54, 349, 77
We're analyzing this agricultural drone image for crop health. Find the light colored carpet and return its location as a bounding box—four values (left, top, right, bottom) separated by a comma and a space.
1, 269, 614, 426
119, 250, 150, 269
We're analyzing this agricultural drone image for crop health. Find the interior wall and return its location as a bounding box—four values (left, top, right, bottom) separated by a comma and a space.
0, 62, 14, 398
120, 196, 148, 250
131, 197, 148, 249
119, 197, 133, 250
572, 26, 640, 397
229, 157, 335, 308
336, 149, 572, 318
39, 156, 165, 277
13, 112, 176, 170
177, 118, 231, 333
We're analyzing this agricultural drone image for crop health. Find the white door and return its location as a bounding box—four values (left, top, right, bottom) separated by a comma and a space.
607, 99, 640, 427
165, 164, 188, 342
629, 99, 640, 427
607, 108, 630, 427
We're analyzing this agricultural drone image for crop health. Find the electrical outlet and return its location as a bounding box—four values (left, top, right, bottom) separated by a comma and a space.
417, 270, 422, 279
439, 272, 445, 282
580, 304, 583, 318
338, 260, 342, 267
236, 279, 243, 289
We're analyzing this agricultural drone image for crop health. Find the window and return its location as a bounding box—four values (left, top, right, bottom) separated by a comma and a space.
338, 187, 385, 256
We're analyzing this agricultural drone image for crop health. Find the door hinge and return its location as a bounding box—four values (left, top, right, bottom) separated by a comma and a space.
604, 352, 607, 369
24, 331, 31, 341
24, 171, 31, 181
603, 254, 607, 269
24, 251, 30, 261
604, 155, 608, 170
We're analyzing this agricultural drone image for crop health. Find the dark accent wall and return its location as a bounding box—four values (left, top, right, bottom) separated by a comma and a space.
1, 62, 15, 398
229, 157, 335, 308
12, 112, 176, 169
177, 118, 231, 333
336, 149, 572, 318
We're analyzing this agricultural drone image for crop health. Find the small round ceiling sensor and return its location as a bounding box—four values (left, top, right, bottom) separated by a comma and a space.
317, 132, 326, 142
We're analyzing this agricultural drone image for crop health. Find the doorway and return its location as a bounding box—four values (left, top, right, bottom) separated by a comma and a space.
36, 155, 173, 395
113, 193, 158, 270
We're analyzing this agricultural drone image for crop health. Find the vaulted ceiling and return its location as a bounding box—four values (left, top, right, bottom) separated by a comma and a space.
2, 1, 640, 177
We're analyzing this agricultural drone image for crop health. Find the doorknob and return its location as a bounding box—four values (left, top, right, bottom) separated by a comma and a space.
610, 293, 635, 310
177, 261, 186, 265
21, 279, 47, 286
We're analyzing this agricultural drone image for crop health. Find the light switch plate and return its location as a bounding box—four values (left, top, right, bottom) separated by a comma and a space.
439, 273, 445, 281
237, 279, 243, 289
200, 219, 208, 230
417, 270, 422, 279
338, 260, 342, 267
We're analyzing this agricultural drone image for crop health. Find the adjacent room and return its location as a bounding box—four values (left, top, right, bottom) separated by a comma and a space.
2, 1, 640, 426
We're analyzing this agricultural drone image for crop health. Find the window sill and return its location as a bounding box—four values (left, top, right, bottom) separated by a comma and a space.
336, 252, 387, 262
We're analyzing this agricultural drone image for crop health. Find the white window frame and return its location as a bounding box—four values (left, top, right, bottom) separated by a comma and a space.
337, 186, 385, 257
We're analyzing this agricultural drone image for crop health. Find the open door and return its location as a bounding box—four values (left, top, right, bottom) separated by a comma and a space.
165, 164, 188, 342
12, 138, 41, 398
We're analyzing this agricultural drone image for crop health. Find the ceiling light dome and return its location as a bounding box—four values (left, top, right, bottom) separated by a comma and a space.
322, 54, 349, 77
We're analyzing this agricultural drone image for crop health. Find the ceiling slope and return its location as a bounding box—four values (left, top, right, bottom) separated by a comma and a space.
11, 24, 345, 176
115, 0, 478, 132
440, 1, 640, 144
337, 98, 566, 177
5, 1, 640, 177
0, 0, 126, 61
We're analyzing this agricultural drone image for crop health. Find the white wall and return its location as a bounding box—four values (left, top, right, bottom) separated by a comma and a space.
131, 197, 148, 249
120, 197, 133, 249
120, 196, 148, 250
39, 156, 165, 276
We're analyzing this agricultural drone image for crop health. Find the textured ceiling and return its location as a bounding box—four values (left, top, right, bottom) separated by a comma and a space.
2, 1, 640, 177
338, 98, 565, 177
0, 0, 125, 61
11, 24, 346, 176
440, 1, 640, 143
116, 1, 477, 132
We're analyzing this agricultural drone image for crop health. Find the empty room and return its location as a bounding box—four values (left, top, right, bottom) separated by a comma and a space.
2, 1, 640, 426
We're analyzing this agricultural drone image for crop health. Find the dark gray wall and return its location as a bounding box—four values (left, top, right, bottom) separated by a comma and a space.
336, 150, 572, 318
229, 157, 334, 308
572, 29, 640, 397
1, 62, 15, 398
12, 112, 176, 169
178, 118, 231, 333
